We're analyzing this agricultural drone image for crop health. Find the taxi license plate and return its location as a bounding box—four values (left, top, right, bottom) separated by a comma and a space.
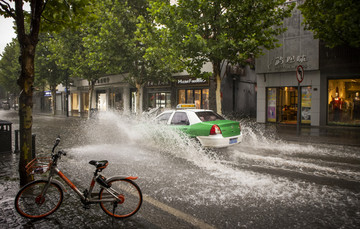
229, 138, 238, 144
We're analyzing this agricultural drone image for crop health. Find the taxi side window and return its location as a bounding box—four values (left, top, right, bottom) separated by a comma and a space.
171, 112, 190, 125
157, 112, 172, 124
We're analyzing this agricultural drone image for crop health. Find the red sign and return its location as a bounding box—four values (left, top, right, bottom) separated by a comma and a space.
296, 65, 304, 83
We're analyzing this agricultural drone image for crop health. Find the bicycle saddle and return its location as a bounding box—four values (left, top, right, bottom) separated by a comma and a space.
89, 160, 109, 169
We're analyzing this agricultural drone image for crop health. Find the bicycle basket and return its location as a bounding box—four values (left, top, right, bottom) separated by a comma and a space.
25, 157, 52, 175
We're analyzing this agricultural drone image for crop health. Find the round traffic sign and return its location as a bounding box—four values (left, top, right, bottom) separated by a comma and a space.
296, 65, 304, 83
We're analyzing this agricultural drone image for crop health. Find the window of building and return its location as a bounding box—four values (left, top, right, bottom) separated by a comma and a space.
178, 89, 209, 109
328, 78, 360, 126
82, 93, 89, 111
149, 92, 171, 108
71, 93, 79, 111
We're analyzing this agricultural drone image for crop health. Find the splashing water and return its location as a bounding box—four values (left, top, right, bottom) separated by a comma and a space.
59, 111, 359, 227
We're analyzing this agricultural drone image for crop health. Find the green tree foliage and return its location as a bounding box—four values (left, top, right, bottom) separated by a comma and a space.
35, 34, 70, 115
81, 0, 183, 114
298, 0, 360, 48
0, 40, 20, 95
149, 0, 294, 113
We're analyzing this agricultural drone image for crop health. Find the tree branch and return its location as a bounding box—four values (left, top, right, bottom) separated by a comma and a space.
0, 0, 16, 19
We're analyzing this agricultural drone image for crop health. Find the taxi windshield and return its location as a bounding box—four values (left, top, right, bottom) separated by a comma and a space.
195, 111, 224, 122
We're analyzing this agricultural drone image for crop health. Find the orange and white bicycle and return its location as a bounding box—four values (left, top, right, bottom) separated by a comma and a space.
15, 136, 142, 219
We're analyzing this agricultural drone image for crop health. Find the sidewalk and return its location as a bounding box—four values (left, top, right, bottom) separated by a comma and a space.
272, 124, 360, 147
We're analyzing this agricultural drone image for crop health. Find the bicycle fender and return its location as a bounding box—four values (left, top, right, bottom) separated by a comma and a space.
36, 179, 68, 193
105, 175, 138, 182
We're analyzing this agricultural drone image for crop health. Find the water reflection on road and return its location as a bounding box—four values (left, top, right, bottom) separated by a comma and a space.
2, 110, 359, 228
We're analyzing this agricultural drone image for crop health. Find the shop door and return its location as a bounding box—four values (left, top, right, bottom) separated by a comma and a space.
279, 87, 298, 124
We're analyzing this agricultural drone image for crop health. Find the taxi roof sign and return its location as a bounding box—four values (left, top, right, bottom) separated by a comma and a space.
176, 104, 196, 109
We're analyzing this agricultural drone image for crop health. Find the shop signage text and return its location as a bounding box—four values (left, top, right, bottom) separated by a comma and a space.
147, 80, 171, 88
177, 78, 207, 85
269, 54, 308, 70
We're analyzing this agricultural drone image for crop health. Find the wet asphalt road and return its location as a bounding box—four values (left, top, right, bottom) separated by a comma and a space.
1, 110, 359, 228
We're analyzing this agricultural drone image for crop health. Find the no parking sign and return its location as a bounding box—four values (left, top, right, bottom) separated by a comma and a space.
296, 65, 304, 83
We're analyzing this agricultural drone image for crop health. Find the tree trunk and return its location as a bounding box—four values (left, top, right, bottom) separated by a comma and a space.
135, 83, 143, 115
14, 0, 45, 186
211, 61, 222, 114
51, 85, 56, 115
18, 44, 36, 186
88, 80, 95, 119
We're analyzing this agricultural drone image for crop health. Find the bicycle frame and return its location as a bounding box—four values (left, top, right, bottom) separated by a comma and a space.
15, 137, 142, 220
41, 161, 137, 205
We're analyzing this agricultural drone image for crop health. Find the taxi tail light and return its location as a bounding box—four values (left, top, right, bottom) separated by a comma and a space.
210, 125, 222, 135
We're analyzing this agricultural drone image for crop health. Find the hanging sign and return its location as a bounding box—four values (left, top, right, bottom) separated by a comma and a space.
296, 65, 304, 83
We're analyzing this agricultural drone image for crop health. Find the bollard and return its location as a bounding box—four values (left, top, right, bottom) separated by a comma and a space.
0, 120, 12, 153
14, 130, 19, 153
32, 134, 36, 159
14, 130, 36, 158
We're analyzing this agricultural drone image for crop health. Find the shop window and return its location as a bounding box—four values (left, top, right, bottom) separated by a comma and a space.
178, 89, 209, 109
178, 90, 186, 104
328, 79, 360, 126
301, 87, 311, 124
71, 93, 79, 111
202, 89, 209, 110
82, 93, 89, 111
186, 90, 194, 104
149, 93, 171, 108
267, 88, 277, 122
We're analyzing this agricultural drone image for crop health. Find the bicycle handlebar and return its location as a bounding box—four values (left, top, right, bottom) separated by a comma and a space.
51, 136, 66, 163
52, 136, 61, 153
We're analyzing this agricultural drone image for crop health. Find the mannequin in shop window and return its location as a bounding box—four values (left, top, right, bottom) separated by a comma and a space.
331, 92, 343, 121
353, 92, 360, 120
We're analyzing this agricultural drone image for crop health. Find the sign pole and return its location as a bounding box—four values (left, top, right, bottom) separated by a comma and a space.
297, 81, 301, 135
296, 65, 304, 136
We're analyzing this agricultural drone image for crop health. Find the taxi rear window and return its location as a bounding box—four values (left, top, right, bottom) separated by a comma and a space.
156, 112, 172, 123
195, 111, 224, 121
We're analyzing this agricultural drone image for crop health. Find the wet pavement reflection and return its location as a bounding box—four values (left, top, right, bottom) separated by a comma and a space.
1, 110, 359, 228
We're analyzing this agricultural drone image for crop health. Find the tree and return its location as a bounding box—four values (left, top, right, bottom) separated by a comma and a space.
149, 0, 294, 114
0, 0, 93, 186
298, 0, 360, 48
0, 40, 21, 97
82, 0, 183, 114
35, 34, 68, 115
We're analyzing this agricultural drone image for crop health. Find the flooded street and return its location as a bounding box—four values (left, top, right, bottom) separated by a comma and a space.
1, 110, 360, 228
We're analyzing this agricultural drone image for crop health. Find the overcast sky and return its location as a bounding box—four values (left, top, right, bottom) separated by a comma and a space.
0, 16, 16, 55
0, 1, 30, 55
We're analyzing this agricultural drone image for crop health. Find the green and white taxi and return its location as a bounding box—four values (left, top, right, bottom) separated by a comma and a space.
155, 104, 242, 148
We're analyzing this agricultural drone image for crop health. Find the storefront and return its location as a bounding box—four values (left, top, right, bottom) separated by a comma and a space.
327, 78, 360, 126
175, 76, 210, 109
266, 86, 312, 124
145, 76, 210, 110
146, 80, 172, 110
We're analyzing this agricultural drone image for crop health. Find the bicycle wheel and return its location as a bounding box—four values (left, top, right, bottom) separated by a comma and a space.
15, 180, 63, 219
99, 178, 142, 218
